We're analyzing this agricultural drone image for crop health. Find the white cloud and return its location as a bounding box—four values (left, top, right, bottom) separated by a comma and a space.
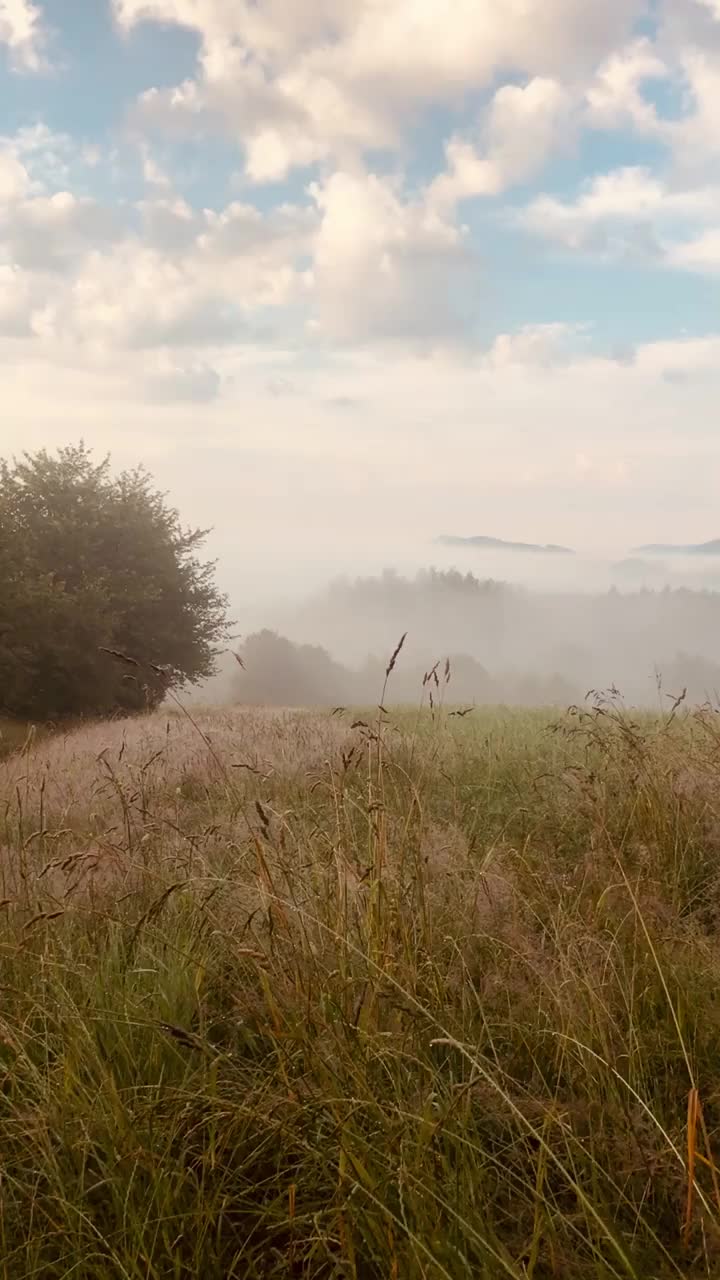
520, 167, 720, 259
7, 0, 720, 568
431, 78, 576, 209
586, 31, 720, 174
117, 0, 644, 180
138, 196, 200, 251
6, 158, 472, 358
308, 169, 473, 342
284, 0, 639, 98
133, 39, 390, 181
1, 192, 123, 272
113, 0, 353, 57
0, 147, 30, 202
0, 117, 316, 358
668, 229, 720, 271
32, 236, 282, 352
585, 39, 668, 134
670, 50, 720, 168
0, 132, 129, 285
0, 0, 45, 70
0, 263, 34, 335
486, 323, 588, 368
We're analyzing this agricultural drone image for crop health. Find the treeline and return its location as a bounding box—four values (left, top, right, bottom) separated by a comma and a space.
227, 630, 582, 708
221, 568, 720, 709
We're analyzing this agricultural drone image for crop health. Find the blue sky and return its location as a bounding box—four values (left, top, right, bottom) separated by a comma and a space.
2, 0, 720, 590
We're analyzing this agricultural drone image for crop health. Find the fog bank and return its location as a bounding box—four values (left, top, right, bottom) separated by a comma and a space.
194, 561, 720, 709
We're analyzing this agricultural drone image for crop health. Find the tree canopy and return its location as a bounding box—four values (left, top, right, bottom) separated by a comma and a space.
0, 444, 229, 720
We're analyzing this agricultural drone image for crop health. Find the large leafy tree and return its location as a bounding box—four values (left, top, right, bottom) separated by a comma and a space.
0, 444, 229, 719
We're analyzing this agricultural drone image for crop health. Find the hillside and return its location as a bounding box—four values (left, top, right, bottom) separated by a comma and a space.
0, 697, 718, 1277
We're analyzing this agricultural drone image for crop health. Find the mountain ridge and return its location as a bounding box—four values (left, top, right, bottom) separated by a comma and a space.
437, 535, 575, 555
634, 539, 720, 555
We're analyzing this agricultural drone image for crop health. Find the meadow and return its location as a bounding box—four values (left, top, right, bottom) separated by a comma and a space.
1, 685, 720, 1278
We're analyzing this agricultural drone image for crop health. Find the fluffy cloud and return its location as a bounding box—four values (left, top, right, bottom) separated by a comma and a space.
1, 192, 122, 272
308, 170, 473, 342
585, 39, 668, 134
668, 229, 720, 271
6, 0, 720, 568
35, 243, 246, 350
0, 117, 317, 360
113, 0, 720, 232
2, 116, 472, 361
486, 323, 588, 368
584, 31, 720, 171
670, 50, 720, 168
117, 0, 644, 180
114, 0, 639, 72
31, 213, 309, 353
0, 146, 29, 201
430, 78, 576, 209
519, 167, 720, 260
132, 40, 391, 181
0, 263, 34, 335
0, 0, 44, 70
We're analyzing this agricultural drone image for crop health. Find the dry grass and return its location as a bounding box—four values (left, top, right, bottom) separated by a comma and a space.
1, 695, 720, 1277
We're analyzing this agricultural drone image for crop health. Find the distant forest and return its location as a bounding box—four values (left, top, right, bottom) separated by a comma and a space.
217, 569, 720, 709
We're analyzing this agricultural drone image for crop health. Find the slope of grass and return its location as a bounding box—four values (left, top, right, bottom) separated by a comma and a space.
1, 695, 720, 1277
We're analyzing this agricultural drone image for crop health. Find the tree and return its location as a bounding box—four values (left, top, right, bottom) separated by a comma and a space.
235, 631, 351, 706
0, 444, 230, 719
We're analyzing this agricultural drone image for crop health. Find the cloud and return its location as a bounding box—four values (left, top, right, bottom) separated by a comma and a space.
1, 191, 123, 272
34, 243, 250, 350
430, 78, 576, 209
142, 356, 222, 403
670, 50, 720, 169
486, 323, 589, 368
0, 0, 45, 70
116, 0, 644, 180
7, 328, 720, 567
633, 332, 720, 379
0, 117, 316, 359
132, 39, 390, 181
138, 196, 200, 251
308, 169, 474, 343
669, 229, 720, 271
0, 263, 34, 335
0, 146, 30, 202
584, 30, 720, 175
519, 167, 720, 260
7, 0, 720, 570
585, 39, 669, 134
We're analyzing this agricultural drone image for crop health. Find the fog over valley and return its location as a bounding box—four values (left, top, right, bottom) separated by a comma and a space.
196, 536, 720, 709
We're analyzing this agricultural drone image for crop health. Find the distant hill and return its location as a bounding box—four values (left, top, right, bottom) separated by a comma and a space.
438, 535, 575, 555
635, 539, 720, 556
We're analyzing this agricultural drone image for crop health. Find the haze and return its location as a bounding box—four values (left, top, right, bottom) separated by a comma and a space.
3, 1, 720, 705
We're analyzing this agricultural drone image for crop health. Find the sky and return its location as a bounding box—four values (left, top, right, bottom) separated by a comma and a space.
2, 0, 720, 601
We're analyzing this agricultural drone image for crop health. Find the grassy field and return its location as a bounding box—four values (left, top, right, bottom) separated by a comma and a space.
1, 692, 720, 1277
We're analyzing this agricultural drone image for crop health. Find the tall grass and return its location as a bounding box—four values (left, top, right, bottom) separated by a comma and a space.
1, 689, 720, 1277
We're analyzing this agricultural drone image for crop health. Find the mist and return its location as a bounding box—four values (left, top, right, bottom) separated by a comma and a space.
214, 535, 720, 620
195, 544, 720, 710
